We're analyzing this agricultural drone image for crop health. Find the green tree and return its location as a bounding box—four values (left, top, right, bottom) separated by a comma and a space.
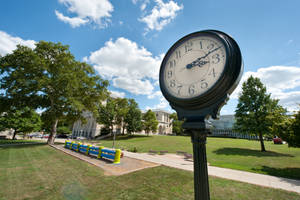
0, 107, 41, 139
234, 76, 282, 152
114, 98, 129, 135
268, 102, 289, 138
170, 113, 184, 135
0, 41, 109, 144
125, 99, 142, 134
97, 97, 117, 135
142, 109, 158, 136
41, 111, 73, 135
56, 126, 71, 135
277, 109, 300, 147
290, 109, 300, 147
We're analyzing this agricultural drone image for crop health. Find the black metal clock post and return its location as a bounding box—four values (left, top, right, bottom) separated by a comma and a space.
187, 121, 210, 200
192, 131, 210, 200
159, 30, 243, 200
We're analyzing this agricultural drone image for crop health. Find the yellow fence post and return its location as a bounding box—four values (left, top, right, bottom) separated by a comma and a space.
64, 140, 69, 148
113, 149, 121, 164
97, 146, 104, 159
86, 145, 92, 155
70, 141, 75, 150
77, 142, 82, 152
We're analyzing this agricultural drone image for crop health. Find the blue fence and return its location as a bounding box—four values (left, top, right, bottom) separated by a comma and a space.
64, 141, 121, 164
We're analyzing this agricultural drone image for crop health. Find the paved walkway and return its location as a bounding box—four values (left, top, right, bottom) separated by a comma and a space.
123, 151, 300, 194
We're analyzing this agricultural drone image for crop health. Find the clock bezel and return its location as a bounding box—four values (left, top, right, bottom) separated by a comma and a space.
159, 30, 242, 110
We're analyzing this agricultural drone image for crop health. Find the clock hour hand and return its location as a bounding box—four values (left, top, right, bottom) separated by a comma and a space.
186, 46, 221, 69
186, 60, 209, 69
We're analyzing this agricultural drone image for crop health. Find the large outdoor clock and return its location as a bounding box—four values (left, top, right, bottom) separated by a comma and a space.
159, 30, 243, 121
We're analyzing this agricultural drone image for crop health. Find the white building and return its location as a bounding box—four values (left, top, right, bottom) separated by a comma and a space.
208, 115, 257, 139
72, 109, 173, 138
72, 111, 102, 138
152, 109, 173, 135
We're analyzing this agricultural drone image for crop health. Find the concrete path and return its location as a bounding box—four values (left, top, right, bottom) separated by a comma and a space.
123, 151, 300, 194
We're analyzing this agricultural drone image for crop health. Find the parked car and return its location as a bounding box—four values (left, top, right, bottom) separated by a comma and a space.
56, 134, 68, 138
76, 136, 87, 140
43, 134, 50, 138
273, 137, 283, 144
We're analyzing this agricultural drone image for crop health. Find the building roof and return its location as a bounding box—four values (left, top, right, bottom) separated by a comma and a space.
151, 109, 172, 114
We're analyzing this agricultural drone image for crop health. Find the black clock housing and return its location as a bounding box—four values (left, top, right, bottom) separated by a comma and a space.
159, 30, 243, 121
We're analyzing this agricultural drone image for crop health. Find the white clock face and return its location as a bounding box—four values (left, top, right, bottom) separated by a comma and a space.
163, 36, 227, 99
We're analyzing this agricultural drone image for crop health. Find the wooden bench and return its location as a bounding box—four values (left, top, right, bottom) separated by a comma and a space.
176, 151, 186, 155
184, 153, 193, 160
148, 150, 158, 155
159, 150, 168, 155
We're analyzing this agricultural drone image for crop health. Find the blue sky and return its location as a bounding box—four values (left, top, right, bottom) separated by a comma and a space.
1, 0, 300, 115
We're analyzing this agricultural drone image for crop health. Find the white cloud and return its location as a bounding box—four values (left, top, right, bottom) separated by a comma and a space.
145, 95, 169, 111
0, 31, 35, 56
231, 66, 300, 111
109, 90, 126, 98
86, 37, 162, 95
148, 90, 162, 99
55, 10, 89, 28
89, 37, 162, 80
56, 0, 113, 28
146, 90, 170, 110
139, 0, 183, 31
113, 77, 154, 95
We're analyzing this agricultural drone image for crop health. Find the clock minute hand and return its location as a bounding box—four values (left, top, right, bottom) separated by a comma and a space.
186, 46, 221, 69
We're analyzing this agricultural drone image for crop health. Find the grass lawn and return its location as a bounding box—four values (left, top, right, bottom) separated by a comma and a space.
93, 135, 300, 180
0, 144, 299, 200
0, 139, 44, 145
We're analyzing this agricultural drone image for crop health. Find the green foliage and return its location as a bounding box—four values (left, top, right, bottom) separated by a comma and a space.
124, 99, 142, 134
0, 107, 41, 139
290, 110, 300, 147
97, 97, 117, 134
234, 76, 285, 151
170, 113, 184, 135
0, 41, 109, 144
114, 98, 129, 134
56, 126, 71, 135
41, 112, 72, 135
142, 109, 158, 135
278, 109, 300, 148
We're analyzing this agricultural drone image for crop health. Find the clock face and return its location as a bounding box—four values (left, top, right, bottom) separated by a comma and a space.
163, 35, 227, 99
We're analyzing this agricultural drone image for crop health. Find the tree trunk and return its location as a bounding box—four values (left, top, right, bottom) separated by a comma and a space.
48, 119, 59, 145
122, 122, 126, 135
258, 133, 266, 152
12, 130, 17, 140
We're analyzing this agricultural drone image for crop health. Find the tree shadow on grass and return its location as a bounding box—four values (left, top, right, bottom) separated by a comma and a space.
213, 147, 294, 157
252, 166, 300, 181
